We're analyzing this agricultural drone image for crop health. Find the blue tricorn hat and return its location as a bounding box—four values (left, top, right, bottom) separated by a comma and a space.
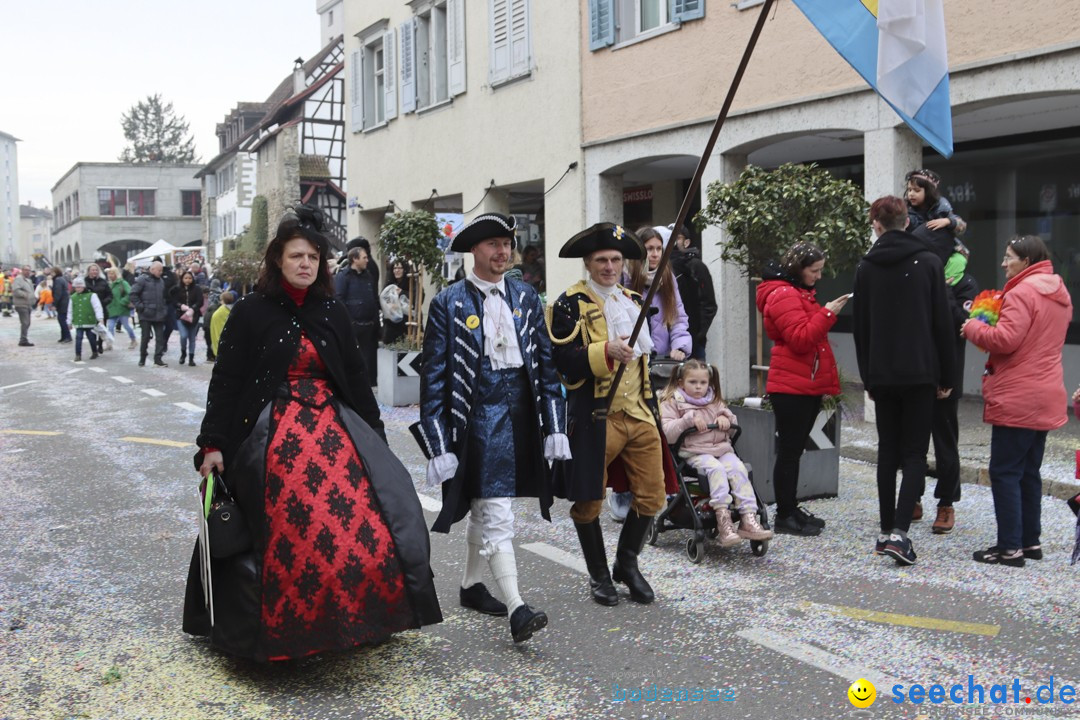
558, 222, 643, 259
450, 213, 518, 252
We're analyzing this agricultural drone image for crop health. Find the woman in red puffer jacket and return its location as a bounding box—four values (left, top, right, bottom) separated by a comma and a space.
755, 242, 850, 536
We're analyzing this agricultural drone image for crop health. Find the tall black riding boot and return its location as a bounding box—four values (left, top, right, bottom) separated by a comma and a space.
574, 520, 618, 606
612, 509, 655, 604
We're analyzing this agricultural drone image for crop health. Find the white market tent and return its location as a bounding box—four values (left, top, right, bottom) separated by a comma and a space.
127, 239, 180, 266
127, 240, 206, 267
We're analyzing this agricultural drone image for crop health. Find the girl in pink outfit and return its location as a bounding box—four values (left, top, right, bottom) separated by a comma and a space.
659, 360, 773, 547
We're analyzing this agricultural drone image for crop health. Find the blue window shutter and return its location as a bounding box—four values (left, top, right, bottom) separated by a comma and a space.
672, 0, 705, 23
589, 0, 614, 51
400, 20, 417, 113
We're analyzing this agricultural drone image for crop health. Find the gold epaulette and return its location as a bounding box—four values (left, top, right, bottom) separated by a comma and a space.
558, 372, 586, 390
546, 302, 585, 345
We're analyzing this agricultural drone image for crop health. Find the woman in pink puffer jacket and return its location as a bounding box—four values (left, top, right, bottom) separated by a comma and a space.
659, 360, 773, 547
961, 235, 1072, 567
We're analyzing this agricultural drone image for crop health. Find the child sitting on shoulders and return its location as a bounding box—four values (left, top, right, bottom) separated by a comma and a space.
906, 169, 970, 259
659, 360, 773, 547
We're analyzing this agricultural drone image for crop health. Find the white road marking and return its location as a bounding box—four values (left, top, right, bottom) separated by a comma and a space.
174, 402, 204, 412
141, 389, 166, 397
737, 627, 903, 690
111, 376, 134, 384
520, 542, 588, 575
0, 380, 39, 391
417, 494, 443, 513
63, 368, 83, 375
2, 449, 27, 454
87, 367, 107, 374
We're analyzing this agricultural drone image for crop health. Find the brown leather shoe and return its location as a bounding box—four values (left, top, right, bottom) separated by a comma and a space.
932, 506, 955, 534
912, 500, 924, 522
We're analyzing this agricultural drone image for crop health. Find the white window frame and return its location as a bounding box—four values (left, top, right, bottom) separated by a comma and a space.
410, 0, 462, 109
635, 0, 667, 36
355, 19, 391, 131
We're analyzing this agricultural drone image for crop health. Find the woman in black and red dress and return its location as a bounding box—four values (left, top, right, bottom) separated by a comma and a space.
183, 205, 441, 661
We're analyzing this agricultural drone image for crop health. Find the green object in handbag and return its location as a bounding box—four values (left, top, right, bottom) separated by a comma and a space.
206, 472, 252, 559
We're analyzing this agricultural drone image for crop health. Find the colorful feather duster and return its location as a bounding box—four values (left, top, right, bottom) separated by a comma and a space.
968, 289, 1003, 326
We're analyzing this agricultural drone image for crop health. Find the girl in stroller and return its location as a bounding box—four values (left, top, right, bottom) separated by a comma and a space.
659, 360, 773, 547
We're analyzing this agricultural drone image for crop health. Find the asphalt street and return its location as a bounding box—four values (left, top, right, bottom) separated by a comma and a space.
1, 314, 1079, 720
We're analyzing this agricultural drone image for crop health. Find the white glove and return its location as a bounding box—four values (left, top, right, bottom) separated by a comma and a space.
425, 453, 459, 489
543, 433, 572, 462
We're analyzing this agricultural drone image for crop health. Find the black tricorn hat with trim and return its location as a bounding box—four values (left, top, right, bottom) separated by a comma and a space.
558, 222, 644, 259
450, 213, 518, 252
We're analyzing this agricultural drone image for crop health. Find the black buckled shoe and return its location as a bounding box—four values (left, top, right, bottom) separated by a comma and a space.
510, 605, 548, 643
611, 510, 655, 604
459, 583, 508, 616
575, 520, 618, 606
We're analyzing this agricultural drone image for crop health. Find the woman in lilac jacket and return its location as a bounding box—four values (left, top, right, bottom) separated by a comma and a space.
626, 226, 692, 360
609, 225, 692, 522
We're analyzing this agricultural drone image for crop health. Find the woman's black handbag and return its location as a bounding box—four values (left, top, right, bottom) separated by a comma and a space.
207, 472, 251, 559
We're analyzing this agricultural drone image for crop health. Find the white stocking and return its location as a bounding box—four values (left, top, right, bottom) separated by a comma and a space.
461, 514, 485, 588
488, 548, 524, 615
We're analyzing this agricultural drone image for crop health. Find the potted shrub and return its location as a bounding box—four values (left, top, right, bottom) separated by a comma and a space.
375, 210, 448, 406
696, 162, 867, 501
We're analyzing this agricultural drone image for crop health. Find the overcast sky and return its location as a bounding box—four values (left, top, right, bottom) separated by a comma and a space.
2, 0, 323, 208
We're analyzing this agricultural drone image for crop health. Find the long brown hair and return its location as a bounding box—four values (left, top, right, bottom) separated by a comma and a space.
627, 227, 678, 328
661, 359, 724, 404
255, 204, 335, 298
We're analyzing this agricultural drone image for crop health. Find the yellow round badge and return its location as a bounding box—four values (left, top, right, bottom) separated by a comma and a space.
466, 314, 480, 329
848, 678, 876, 708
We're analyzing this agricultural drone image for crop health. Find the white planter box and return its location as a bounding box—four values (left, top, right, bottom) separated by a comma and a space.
376, 347, 421, 406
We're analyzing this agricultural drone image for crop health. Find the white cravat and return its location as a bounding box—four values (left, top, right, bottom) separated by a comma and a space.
586, 279, 654, 358
468, 272, 523, 369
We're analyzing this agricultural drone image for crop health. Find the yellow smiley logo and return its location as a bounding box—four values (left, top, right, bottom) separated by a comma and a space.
848, 678, 876, 708
465, 314, 480, 329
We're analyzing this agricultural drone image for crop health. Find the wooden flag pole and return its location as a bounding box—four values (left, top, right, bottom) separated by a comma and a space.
601, 0, 775, 416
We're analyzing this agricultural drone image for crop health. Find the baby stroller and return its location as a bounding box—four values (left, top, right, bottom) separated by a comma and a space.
646, 361, 771, 563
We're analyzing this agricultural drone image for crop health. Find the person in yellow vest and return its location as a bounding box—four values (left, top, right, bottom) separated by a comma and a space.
68, 276, 104, 361
209, 290, 235, 357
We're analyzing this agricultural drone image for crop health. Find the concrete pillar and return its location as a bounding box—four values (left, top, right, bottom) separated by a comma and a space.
544, 170, 585, 299
863, 121, 922, 205
702, 152, 751, 401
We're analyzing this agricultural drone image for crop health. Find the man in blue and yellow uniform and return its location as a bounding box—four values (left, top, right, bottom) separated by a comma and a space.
550, 223, 674, 607
413, 212, 570, 643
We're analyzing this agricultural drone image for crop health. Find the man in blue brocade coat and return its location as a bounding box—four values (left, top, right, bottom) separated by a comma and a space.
413, 213, 570, 644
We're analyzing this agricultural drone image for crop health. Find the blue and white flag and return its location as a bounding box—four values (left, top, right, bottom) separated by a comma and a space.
792, 0, 953, 158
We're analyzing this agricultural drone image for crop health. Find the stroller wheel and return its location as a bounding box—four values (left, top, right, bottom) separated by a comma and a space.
686, 537, 705, 564
750, 540, 768, 557
647, 519, 659, 546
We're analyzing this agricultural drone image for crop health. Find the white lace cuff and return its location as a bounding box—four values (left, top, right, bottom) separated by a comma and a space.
543, 433, 572, 462
425, 453, 459, 489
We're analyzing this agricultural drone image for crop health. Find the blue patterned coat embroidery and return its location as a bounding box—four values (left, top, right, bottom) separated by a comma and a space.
413, 277, 566, 532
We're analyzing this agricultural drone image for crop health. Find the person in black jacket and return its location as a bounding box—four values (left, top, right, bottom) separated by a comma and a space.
185, 205, 441, 661
912, 225, 978, 534
335, 246, 380, 383
84, 263, 113, 353
853, 196, 956, 566
50, 267, 72, 343
174, 270, 204, 367
670, 226, 717, 360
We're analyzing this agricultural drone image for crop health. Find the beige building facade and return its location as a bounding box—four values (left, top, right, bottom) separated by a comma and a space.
343, 0, 585, 289
580, 0, 1080, 398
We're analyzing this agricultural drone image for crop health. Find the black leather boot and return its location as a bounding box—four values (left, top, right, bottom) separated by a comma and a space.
574, 520, 618, 606
612, 510, 655, 604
